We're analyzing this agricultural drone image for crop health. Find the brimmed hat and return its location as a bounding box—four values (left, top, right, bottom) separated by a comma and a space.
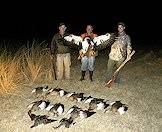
117, 22, 126, 27
59, 22, 65, 27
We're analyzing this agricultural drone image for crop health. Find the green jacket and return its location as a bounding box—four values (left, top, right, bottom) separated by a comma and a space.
51, 33, 71, 54
51, 33, 80, 55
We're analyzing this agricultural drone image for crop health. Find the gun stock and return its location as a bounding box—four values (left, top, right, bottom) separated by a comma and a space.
51, 55, 57, 80
106, 50, 135, 88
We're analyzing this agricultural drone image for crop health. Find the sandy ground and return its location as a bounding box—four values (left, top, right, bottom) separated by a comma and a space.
0, 50, 162, 132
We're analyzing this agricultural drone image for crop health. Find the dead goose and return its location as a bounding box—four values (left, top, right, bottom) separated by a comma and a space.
27, 100, 50, 112
118, 105, 128, 115
79, 110, 96, 119
45, 103, 55, 111
31, 86, 50, 97
53, 117, 74, 129
83, 96, 104, 103
88, 98, 107, 111
110, 101, 128, 115
46, 88, 68, 98
68, 93, 84, 102
66, 105, 81, 115
84, 96, 94, 103
97, 100, 109, 111
67, 107, 89, 120
67, 106, 96, 120
28, 110, 57, 128
66, 105, 82, 120
59, 89, 68, 97
48, 103, 64, 117
70, 109, 80, 120
66, 92, 75, 97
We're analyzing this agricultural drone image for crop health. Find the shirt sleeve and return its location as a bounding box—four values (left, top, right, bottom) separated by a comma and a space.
50, 35, 57, 55
126, 35, 132, 56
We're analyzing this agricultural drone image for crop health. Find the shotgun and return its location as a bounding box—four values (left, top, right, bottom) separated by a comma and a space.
106, 50, 135, 88
51, 54, 57, 80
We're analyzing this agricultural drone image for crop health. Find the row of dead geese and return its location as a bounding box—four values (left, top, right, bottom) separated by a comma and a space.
27, 86, 128, 128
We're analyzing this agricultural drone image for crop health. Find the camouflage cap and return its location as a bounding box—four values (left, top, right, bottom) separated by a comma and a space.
59, 22, 66, 27
117, 22, 126, 27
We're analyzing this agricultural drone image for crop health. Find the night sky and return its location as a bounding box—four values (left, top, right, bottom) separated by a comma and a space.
0, 2, 161, 51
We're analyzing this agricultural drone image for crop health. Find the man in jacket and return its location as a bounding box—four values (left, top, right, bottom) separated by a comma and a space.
79, 25, 98, 81
50, 23, 72, 80
106, 22, 132, 83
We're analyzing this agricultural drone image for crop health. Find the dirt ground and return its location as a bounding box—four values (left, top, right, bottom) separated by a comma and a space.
0, 50, 162, 132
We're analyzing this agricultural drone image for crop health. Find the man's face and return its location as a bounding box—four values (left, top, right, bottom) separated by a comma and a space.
86, 25, 93, 34
118, 25, 125, 33
59, 25, 67, 33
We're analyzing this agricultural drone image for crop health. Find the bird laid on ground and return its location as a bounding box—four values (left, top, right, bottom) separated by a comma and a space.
67, 92, 85, 102
46, 87, 68, 98
31, 86, 50, 98
84, 96, 94, 103
27, 100, 50, 112
79, 109, 96, 119
53, 117, 74, 129
88, 98, 109, 111
28, 110, 57, 128
66, 105, 82, 120
47, 103, 64, 117
110, 101, 128, 115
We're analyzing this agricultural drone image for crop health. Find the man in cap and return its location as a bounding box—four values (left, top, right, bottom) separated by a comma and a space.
50, 23, 72, 80
106, 22, 132, 84
79, 24, 98, 82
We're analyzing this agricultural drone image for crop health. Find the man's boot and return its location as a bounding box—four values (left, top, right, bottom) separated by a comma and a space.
80, 71, 86, 81
89, 71, 93, 82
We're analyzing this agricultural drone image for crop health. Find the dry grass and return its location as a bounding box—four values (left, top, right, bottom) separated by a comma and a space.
22, 41, 55, 83
0, 41, 54, 94
0, 49, 23, 94
20, 41, 53, 85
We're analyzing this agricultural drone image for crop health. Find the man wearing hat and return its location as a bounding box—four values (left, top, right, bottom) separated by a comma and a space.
106, 22, 132, 84
79, 24, 98, 82
50, 23, 72, 80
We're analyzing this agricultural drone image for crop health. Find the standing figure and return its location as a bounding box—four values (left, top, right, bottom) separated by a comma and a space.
106, 22, 132, 83
80, 25, 98, 81
50, 23, 71, 80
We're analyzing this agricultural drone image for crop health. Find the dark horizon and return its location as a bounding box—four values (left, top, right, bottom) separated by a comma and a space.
0, 3, 162, 51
